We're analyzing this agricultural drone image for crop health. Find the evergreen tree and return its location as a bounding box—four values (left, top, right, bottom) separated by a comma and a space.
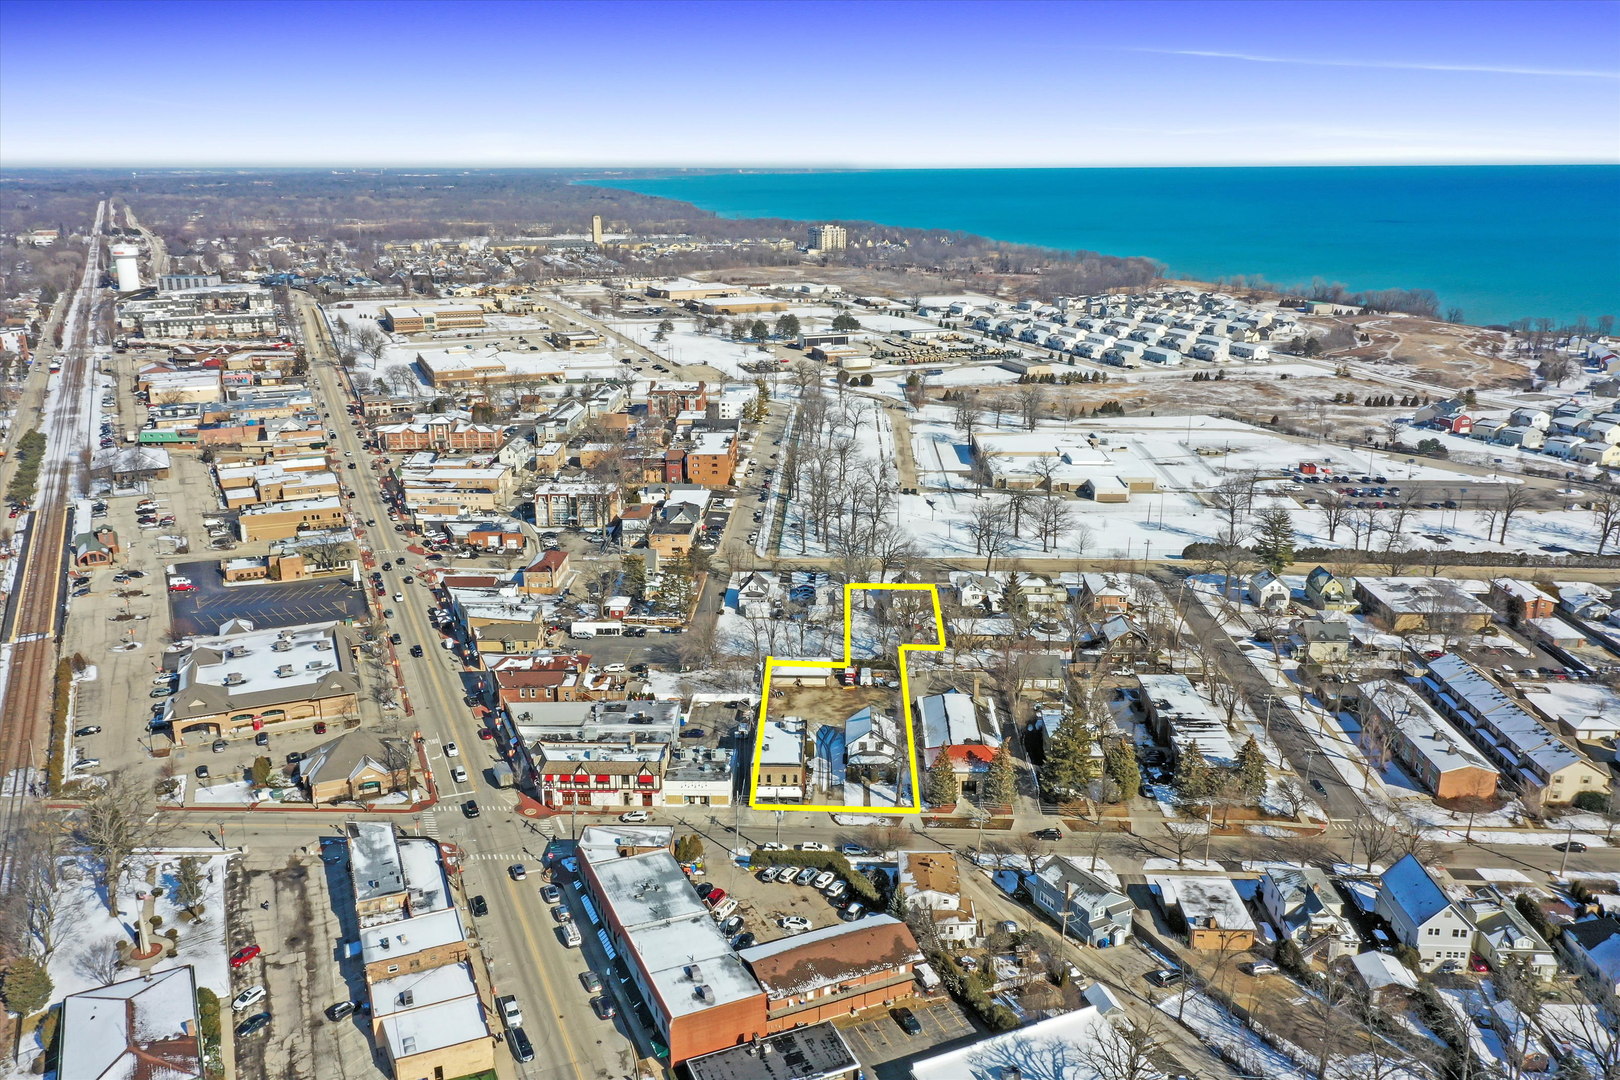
1251, 507, 1296, 572
658, 553, 697, 616
1236, 737, 1268, 803
924, 755, 959, 807
621, 554, 647, 600
831, 312, 861, 331
176, 855, 206, 913
0, 956, 52, 1017
1039, 710, 1098, 799
1103, 740, 1141, 797
749, 319, 769, 342
1173, 745, 1214, 802
774, 313, 801, 339
983, 743, 1016, 807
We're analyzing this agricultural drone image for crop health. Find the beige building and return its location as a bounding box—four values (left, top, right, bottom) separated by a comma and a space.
372, 963, 494, 1080
236, 495, 348, 541
379, 305, 485, 333
161, 621, 360, 745
298, 729, 413, 804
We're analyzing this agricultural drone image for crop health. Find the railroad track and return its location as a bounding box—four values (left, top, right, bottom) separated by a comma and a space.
0, 200, 106, 877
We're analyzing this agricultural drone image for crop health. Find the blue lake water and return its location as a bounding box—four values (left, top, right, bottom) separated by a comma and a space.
605, 166, 1620, 328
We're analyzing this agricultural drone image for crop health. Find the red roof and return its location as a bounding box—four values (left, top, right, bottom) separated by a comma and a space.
943, 745, 995, 768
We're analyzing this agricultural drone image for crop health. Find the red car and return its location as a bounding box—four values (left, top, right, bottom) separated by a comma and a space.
1468, 955, 1489, 973
230, 945, 262, 968
477, 729, 496, 741
703, 888, 728, 908
168, 583, 196, 593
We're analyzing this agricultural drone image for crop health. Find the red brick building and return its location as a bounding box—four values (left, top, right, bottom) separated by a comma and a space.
376, 413, 505, 452
648, 381, 708, 419
738, 916, 924, 1031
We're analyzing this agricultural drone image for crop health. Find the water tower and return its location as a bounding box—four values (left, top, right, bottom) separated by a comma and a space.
110, 242, 141, 292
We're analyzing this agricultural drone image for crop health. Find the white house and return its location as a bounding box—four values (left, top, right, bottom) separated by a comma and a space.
1248, 569, 1290, 613
1459, 895, 1556, 981
1375, 854, 1473, 972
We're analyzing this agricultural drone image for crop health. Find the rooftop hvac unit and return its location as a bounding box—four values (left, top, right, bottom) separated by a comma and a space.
225, 646, 248, 658
275, 664, 294, 678
695, 984, 714, 1004
271, 639, 292, 652
313, 640, 332, 651
222, 672, 245, 686
306, 660, 327, 671
685, 963, 703, 980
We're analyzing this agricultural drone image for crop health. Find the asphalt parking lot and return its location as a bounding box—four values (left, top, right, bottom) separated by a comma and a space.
839, 1000, 979, 1079
168, 560, 369, 637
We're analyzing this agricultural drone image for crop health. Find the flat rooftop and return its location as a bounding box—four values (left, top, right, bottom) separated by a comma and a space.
686, 1021, 859, 1080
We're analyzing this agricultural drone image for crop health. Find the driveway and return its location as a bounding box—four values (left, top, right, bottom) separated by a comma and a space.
168, 559, 369, 637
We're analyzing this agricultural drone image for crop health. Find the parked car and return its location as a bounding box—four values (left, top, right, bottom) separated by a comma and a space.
230, 945, 261, 968
811, 871, 836, 890
75, 725, 102, 736
591, 996, 617, 1021
231, 986, 267, 1012
619, 810, 649, 823
325, 1000, 356, 1022
1146, 969, 1184, 987
891, 1006, 923, 1036
779, 916, 811, 932
469, 895, 489, 918
1553, 840, 1588, 853
798, 842, 829, 852
757, 865, 782, 883
1031, 828, 1063, 841
541, 885, 562, 905
794, 867, 819, 886
234, 1012, 271, 1038
1240, 961, 1279, 976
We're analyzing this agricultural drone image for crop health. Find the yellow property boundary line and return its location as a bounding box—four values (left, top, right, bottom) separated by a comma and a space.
748, 583, 946, 814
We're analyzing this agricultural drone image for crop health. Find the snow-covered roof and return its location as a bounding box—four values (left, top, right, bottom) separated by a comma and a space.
60, 968, 202, 1080
586, 849, 761, 1017
1152, 875, 1255, 931
916, 690, 997, 750
348, 821, 404, 904
910, 993, 1122, 1080
1379, 854, 1453, 927
397, 837, 452, 914
739, 914, 920, 998
759, 716, 804, 766
1425, 654, 1589, 780
359, 907, 467, 966
1351, 949, 1417, 991
1360, 679, 1497, 777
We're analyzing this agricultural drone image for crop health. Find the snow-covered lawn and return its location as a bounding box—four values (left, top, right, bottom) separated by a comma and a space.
12, 853, 233, 1074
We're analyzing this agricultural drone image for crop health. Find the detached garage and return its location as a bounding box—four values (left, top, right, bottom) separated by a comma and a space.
1079, 475, 1130, 503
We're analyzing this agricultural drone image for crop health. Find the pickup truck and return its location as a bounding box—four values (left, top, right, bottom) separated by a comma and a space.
496, 995, 522, 1028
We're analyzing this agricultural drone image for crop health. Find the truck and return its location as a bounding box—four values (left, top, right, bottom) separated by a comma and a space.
495, 995, 522, 1028
124, 430, 137, 444
491, 762, 515, 789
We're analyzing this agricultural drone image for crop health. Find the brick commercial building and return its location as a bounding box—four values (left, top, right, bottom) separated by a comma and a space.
738, 916, 924, 1031
576, 834, 767, 1063
375, 412, 505, 452
159, 621, 360, 746
535, 742, 668, 808
236, 495, 347, 541
379, 304, 485, 333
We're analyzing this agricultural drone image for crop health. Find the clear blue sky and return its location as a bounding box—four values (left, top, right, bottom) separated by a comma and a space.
2, 0, 1615, 167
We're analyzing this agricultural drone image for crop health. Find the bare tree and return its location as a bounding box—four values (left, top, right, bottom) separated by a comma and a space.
1316, 490, 1352, 542
1488, 484, 1537, 544
1079, 1015, 1166, 1080
76, 773, 169, 915
1589, 491, 1620, 556
1162, 819, 1209, 867
1015, 383, 1046, 431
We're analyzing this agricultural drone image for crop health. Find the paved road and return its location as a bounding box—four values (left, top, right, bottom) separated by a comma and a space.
293, 291, 640, 1080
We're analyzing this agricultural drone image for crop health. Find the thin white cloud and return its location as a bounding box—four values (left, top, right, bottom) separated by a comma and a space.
1131, 47, 1620, 79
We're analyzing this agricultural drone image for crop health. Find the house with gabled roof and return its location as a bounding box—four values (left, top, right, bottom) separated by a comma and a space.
1560, 917, 1620, 998
1248, 569, 1290, 613
1376, 854, 1472, 972
1258, 866, 1357, 959
60, 968, 203, 1080
1028, 857, 1133, 946
1305, 566, 1358, 612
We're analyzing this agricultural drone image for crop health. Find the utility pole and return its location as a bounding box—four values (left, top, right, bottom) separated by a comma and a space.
1557, 820, 1576, 878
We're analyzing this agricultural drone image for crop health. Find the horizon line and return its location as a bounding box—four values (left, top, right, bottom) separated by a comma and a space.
3, 159, 1618, 173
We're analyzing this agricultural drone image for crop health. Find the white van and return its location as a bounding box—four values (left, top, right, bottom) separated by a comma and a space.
561, 922, 582, 948
710, 897, 739, 922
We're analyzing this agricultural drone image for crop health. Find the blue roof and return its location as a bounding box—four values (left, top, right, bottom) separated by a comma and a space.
1380, 854, 1452, 925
